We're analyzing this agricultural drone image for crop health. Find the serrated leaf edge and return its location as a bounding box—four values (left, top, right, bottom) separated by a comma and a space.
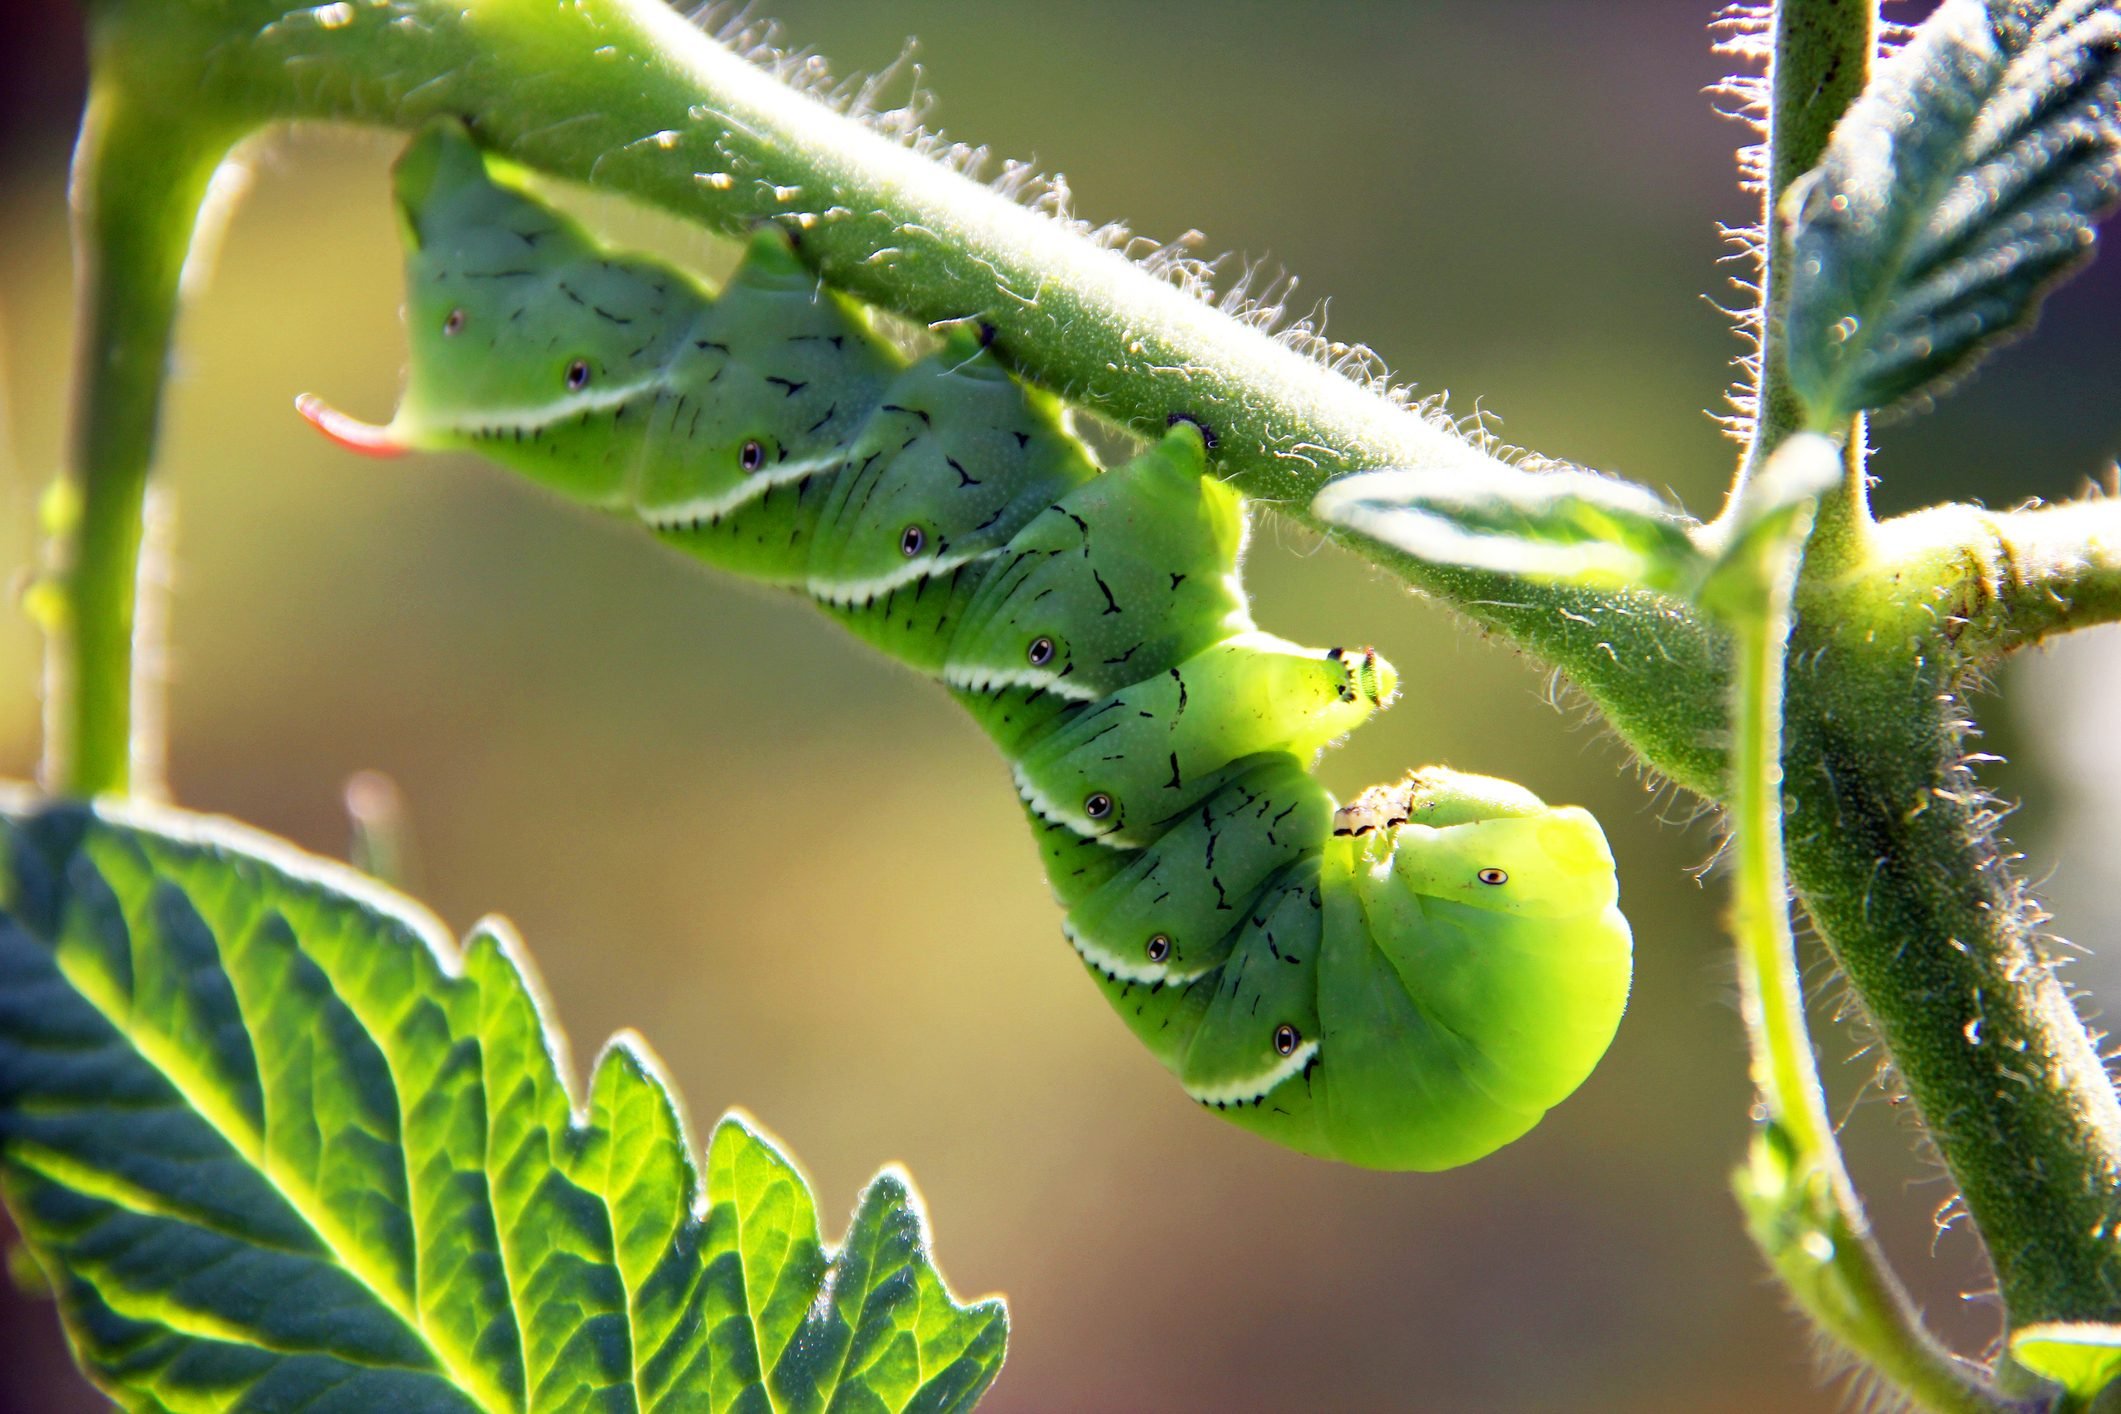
0, 784, 1007, 1413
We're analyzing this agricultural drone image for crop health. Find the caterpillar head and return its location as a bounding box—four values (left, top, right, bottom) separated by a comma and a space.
1331, 767, 1616, 917
1315, 769, 1632, 1170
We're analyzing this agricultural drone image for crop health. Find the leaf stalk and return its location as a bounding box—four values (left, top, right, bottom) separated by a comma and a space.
1718, 445, 2016, 1414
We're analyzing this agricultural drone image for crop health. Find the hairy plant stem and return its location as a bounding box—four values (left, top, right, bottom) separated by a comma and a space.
1783, 559, 2121, 1341
58, 0, 2121, 1364
1864, 498, 2121, 658
1730, 0, 1877, 530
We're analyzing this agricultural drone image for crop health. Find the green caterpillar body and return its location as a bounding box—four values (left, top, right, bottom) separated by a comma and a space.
301, 124, 1632, 1171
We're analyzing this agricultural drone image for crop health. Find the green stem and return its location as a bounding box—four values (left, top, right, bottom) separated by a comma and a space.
1860, 497, 2121, 659
1706, 0, 2121, 1368
1782, 568, 2121, 1335
45, 69, 238, 797
1731, 0, 1877, 519
1801, 412, 1874, 579
1724, 479, 2010, 1414
98, 0, 1493, 499
1749, 0, 2121, 1351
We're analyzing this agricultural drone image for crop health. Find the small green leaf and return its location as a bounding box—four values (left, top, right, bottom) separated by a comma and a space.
0, 788, 1006, 1413
1786, 0, 2121, 420
2011, 1322, 2121, 1402
1312, 462, 1706, 595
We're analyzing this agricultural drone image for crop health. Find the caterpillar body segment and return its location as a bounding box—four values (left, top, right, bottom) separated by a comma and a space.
1061, 754, 1332, 988
946, 429, 1253, 711
300, 122, 1634, 1171
1010, 634, 1392, 849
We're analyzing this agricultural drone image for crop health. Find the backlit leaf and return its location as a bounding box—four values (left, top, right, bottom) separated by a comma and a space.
0, 789, 1006, 1413
1786, 0, 2121, 419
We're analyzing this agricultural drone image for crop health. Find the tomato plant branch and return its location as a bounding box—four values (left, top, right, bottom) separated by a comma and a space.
1758, 0, 2121, 1345
1777, 558, 2121, 1342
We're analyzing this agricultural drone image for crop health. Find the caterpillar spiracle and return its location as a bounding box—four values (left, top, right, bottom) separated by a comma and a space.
300, 122, 1633, 1171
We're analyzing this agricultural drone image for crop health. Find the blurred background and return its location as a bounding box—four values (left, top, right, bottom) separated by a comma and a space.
2, 2, 2117, 1410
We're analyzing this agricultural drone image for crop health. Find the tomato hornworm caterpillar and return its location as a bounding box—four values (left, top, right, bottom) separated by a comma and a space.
300, 123, 1632, 1170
